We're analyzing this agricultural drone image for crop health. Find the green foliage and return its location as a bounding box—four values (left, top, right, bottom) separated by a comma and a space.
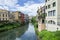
34, 23, 38, 28
31, 17, 38, 28
39, 13, 47, 19
31, 17, 37, 24
38, 30, 60, 40
55, 31, 60, 40
41, 13, 47, 18
0, 22, 21, 32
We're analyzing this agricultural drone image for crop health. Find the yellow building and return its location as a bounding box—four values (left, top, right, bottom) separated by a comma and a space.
12, 11, 19, 21
0, 9, 20, 22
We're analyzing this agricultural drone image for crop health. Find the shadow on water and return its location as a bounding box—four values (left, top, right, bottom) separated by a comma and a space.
0, 23, 29, 40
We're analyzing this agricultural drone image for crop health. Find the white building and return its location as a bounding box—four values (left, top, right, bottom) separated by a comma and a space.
45, 0, 60, 25
0, 9, 9, 22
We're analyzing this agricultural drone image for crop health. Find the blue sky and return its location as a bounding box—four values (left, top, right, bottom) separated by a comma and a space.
18, 0, 45, 6
0, 0, 45, 16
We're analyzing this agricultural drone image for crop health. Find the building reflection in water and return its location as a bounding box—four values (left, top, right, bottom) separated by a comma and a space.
0, 24, 28, 40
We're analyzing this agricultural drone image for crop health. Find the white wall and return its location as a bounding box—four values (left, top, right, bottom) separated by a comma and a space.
57, 0, 60, 25
45, 0, 57, 25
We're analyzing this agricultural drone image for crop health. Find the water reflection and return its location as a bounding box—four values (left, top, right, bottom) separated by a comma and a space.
0, 24, 28, 40
16, 23, 37, 40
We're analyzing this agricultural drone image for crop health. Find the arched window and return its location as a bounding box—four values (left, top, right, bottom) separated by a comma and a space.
48, 20, 55, 24
48, 20, 52, 24
52, 21, 55, 24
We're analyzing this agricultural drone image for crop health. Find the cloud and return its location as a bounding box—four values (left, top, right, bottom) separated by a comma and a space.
0, 0, 45, 16
24, 1, 35, 6
0, 5, 3, 8
4, 0, 18, 7
0, 0, 4, 5
3, 6, 9, 10
0, 0, 18, 10
16, 1, 45, 16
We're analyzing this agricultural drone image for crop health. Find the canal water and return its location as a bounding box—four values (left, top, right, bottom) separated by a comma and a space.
16, 23, 37, 40
0, 23, 37, 40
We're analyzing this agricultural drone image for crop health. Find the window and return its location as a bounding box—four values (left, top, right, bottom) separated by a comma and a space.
48, 20, 55, 24
6, 18, 7, 20
48, 10, 56, 16
6, 14, 7, 17
50, 11, 52, 16
48, 11, 52, 16
48, 11, 50, 16
46, 0, 50, 2
52, 21, 55, 24
46, 6, 47, 9
46, 0, 47, 2
42, 19, 44, 23
3, 14, 4, 17
53, 2, 56, 7
3, 18, 4, 20
48, 20, 52, 24
48, 5, 50, 9
53, 10, 56, 16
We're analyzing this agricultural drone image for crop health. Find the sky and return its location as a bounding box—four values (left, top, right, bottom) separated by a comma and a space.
0, 0, 45, 16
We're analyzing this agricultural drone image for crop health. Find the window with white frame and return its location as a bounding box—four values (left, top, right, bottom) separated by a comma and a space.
46, 0, 47, 2
53, 10, 56, 16
48, 5, 50, 9
53, 2, 56, 7
48, 11, 52, 16
46, 6, 47, 9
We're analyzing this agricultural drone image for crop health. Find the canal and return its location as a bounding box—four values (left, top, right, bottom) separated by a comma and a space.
0, 23, 37, 40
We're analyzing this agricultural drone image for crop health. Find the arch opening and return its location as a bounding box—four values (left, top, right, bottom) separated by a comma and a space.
48, 20, 55, 24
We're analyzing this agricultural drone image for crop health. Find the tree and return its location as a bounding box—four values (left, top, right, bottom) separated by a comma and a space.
38, 13, 47, 19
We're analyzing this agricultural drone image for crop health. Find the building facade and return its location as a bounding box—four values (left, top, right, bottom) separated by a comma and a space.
0, 9, 9, 22
37, 6, 46, 31
12, 11, 19, 21
45, 0, 60, 25
24, 14, 29, 23
0, 9, 29, 23
0, 9, 20, 22
20, 13, 25, 23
